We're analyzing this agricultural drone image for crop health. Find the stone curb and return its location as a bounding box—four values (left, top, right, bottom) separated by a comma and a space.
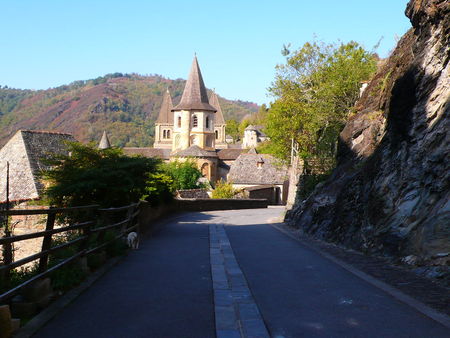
269, 222, 450, 330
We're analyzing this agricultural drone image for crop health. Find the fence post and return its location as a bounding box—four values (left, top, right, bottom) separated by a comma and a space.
38, 209, 56, 273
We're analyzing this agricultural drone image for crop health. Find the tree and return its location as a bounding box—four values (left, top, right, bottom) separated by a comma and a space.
264, 40, 377, 161
225, 119, 240, 142
162, 160, 204, 190
42, 142, 162, 208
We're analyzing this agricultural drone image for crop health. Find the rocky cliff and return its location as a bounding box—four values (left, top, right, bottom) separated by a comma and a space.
286, 0, 449, 279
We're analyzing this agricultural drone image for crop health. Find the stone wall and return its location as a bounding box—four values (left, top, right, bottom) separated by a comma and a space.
176, 189, 210, 199
175, 198, 268, 212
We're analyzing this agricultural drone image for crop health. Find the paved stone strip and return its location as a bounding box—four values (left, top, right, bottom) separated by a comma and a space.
210, 224, 270, 338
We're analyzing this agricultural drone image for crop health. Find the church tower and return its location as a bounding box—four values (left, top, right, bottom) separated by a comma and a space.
209, 90, 227, 149
153, 89, 174, 149
171, 56, 217, 152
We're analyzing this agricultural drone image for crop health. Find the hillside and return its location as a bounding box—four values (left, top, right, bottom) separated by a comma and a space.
0, 74, 258, 147
286, 0, 449, 281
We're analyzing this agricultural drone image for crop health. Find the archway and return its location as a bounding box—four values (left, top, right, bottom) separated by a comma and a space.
201, 162, 209, 179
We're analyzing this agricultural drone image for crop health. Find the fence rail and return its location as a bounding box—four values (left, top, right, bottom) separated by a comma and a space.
0, 203, 140, 304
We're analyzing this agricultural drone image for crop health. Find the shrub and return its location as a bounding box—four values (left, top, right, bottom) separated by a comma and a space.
143, 172, 174, 206
211, 180, 238, 199
42, 142, 162, 209
162, 160, 204, 190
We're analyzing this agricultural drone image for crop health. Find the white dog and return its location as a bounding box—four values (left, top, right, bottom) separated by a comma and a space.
127, 232, 139, 249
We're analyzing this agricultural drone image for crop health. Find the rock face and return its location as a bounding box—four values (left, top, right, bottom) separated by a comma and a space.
286, 0, 449, 269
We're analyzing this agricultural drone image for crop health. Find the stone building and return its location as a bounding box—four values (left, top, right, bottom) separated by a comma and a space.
242, 125, 269, 149
124, 56, 234, 182
122, 56, 289, 204
228, 152, 289, 204
0, 130, 75, 202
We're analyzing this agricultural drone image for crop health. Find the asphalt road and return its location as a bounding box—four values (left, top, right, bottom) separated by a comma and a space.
34, 207, 450, 338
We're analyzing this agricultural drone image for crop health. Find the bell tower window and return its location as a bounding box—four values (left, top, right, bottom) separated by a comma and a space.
193, 115, 198, 128
215, 130, 218, 139
177, 116, 181, 128
206, 116, 210, 129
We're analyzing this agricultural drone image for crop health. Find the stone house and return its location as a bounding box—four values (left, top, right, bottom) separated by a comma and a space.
242, 125, 269, 149
228, 152, 289, 204
0, 130, 75, 202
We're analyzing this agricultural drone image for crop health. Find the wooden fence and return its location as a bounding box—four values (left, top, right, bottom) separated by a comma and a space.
0, 203, 140, 304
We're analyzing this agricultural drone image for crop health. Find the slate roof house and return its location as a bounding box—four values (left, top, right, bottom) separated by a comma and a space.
228, 152, 289, 204
0, 130, 75, 202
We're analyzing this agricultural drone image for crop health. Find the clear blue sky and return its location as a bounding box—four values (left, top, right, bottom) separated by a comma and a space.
1, 0, 411, 105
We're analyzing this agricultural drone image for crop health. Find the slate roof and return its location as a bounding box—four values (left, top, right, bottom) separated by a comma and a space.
122, 147, 171, 160
156, 89, 174, 124
173, 145, 218, 158
173, 56, 217, 112
0, 130, 75, 202
245, 125, 267, 137
209, 91, 226, 125
98, 130, 111, 149
216, 148, 245, 160
228, 153, 288, 185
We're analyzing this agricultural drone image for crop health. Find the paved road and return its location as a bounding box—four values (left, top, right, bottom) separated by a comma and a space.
35, 207, 450, 338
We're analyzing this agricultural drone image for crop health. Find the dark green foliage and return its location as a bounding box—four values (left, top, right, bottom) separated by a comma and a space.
0, 264, 39, 294
143, 172, 174, 206
42, 142, 161, 208
162, 160, 204, 191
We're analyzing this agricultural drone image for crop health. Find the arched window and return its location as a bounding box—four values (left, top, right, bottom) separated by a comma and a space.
177, 116, 181, 128
215, 130, 218, 140
167, 130, 170, 139
206, 116, 210, 129
163, 130, 166, 139
193, 115, 198, 128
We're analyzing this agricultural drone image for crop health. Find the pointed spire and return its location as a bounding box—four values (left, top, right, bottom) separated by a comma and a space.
173, 56, 217, 112
156, 88, 174, 124
209, 90, 225, 124
98, 131, 111, 149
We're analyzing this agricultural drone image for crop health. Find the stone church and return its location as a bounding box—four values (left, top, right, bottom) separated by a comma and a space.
123, 56, 290, 201
125, 56, 232, 182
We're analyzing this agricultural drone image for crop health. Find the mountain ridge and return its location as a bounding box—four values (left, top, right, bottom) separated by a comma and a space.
0, 73, 258, 147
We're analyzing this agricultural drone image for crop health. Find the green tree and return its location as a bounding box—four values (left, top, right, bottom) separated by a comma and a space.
264, 40, 377, 161
225, 119, 240, 142
162, 160, 204, 190
238, 119, 251, 137
42, 142, 162, 208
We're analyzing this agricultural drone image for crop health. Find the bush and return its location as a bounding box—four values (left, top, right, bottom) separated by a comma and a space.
143, 172, 174, 206
42, 142, 163, 209
211, 180, 238, 199
162, 160, 204, 191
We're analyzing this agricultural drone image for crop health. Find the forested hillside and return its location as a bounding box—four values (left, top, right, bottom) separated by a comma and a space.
0, 73, 258, 147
